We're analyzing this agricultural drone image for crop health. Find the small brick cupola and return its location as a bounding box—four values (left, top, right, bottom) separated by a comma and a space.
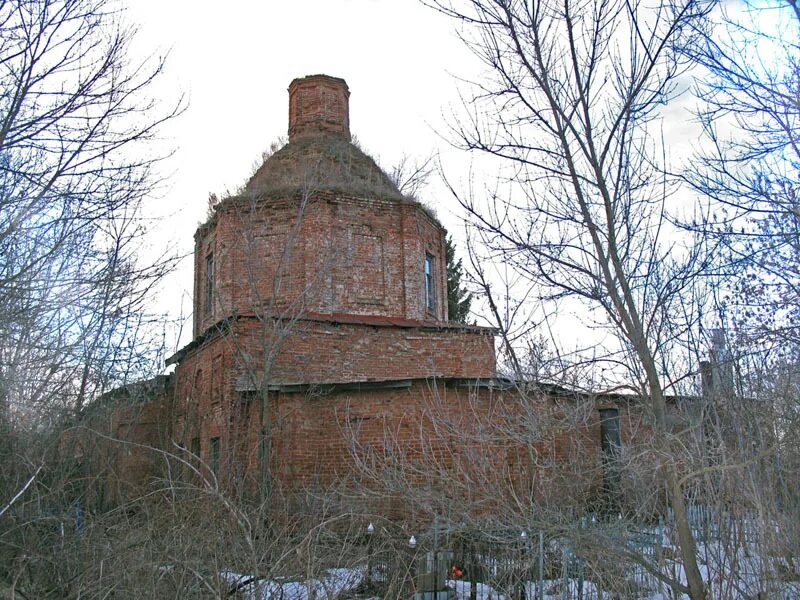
288, 75, 350, 141
244, 75, 399, 200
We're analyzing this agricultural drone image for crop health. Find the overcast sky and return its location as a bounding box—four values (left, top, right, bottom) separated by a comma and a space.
125, 0, 714, 369
126, 1, 493, 351
127, 0, 479, 224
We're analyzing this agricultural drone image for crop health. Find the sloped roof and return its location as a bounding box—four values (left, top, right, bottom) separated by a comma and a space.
243, 135, 403, 201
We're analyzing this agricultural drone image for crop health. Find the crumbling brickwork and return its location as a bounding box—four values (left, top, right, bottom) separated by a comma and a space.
171, 74, 498, 490
61, 375, 173, 507
194, 192, 449, 338
84, 76, 656, 512
288, 75, 351, 141
163, 75, 640, 498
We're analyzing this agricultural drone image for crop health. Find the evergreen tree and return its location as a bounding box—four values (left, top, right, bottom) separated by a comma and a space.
446, 236, 472, 323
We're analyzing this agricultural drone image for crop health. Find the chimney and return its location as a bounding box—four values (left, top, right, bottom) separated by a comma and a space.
288, 75, 350, 142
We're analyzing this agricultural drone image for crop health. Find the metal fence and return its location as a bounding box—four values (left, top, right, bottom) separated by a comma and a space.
357, 506, 799, 600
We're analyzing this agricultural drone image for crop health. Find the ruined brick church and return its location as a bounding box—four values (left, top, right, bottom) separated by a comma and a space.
96, 75, 638, 507
161, 74, 502, 490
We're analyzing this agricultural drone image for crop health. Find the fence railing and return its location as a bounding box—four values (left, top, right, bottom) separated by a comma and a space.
355, 506, 799, 600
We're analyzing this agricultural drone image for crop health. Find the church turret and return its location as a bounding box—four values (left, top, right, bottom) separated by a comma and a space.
288, 75, 350, 141
193, 75, 451, 338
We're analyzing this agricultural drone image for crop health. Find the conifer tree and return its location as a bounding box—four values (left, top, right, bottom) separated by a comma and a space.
446, 235, 472, 323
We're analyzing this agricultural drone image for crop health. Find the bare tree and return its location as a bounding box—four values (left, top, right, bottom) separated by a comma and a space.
0, 0, 182, 422
214, 160, 327, 503
683, 7, 800, 590
686, 1, 799, 356
422, 0, 717, 596
0, 0, 181, 595
387, 152, 437, 200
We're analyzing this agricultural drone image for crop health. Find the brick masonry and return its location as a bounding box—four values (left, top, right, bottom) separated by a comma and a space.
107, 75, 646, 503
169, 74, 505, 490
193, 191, 450, 338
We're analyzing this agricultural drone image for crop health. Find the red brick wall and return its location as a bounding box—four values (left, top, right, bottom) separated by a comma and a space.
234, 317, 495, 384
288, 75, 350, 141
60, 378, 173, 507
96, 369, 652, 511
112, 397, 172, 496
171, 378, 649, 506
264, 384, 653, 508
172, 333, 232, 465
172, 322, 493, 476
178, 316, 494, 398
193, 192, 450, 335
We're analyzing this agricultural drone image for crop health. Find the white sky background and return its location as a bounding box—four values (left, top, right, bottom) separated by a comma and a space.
124, 0, 716, 378
126, 0, 493, 355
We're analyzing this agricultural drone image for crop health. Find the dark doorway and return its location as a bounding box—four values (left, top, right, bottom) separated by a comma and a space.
599, 408, 621, 513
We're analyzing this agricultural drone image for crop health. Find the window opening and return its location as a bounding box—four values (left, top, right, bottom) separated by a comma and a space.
599, 408, 621, 511
190, 437, 200, 465
210, 436, 220, 479
600, 408, 621, 456
193, 369, 203, 401
205, 253, 214, 315
259, 427, 269, 478
424, 254, 435, 312
211, 355, 222, 404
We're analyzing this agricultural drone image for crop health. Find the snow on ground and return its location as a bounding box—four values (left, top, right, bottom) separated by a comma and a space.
222, 567, 364, 600
448, 578, 603, 600
220, 542, 800, 600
